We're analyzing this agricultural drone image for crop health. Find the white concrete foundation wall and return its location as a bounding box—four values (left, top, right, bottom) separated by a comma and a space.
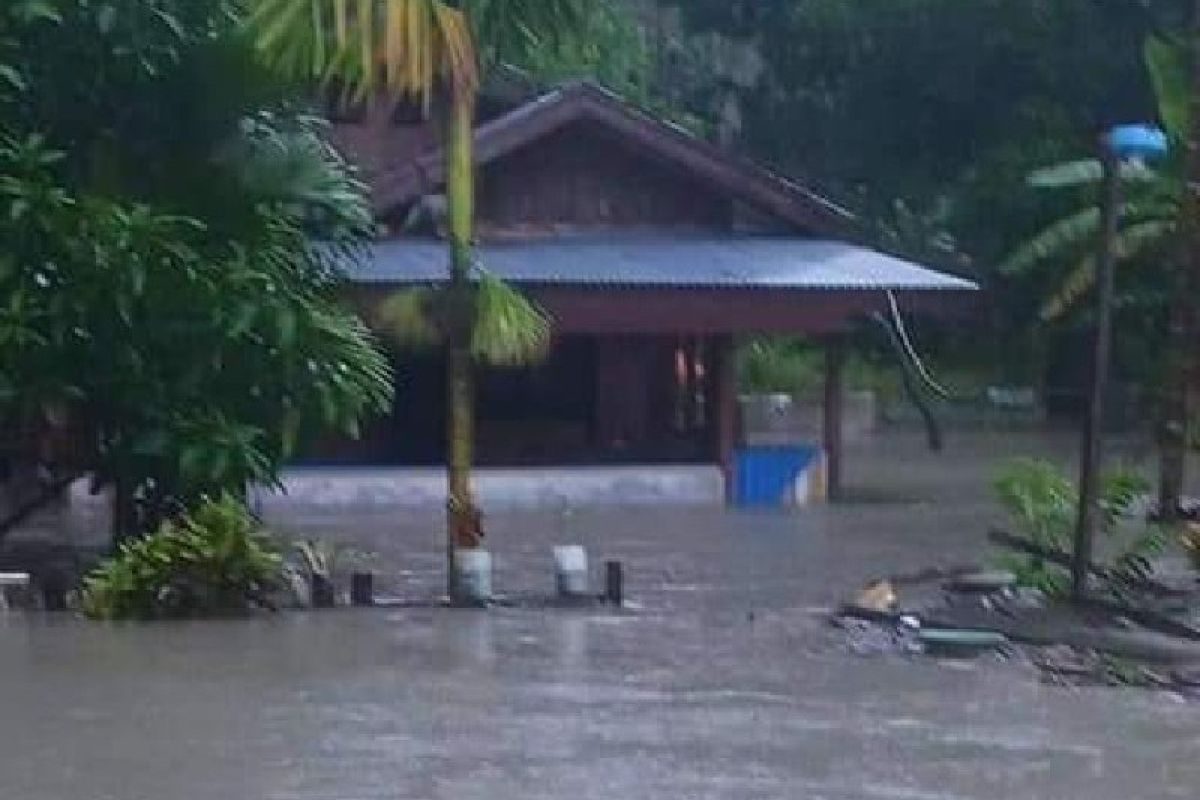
253, 465, 726, 513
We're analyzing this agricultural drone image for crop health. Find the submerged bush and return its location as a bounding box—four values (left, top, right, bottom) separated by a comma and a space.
992, 458, 1157, 595
82, 495, 282, 620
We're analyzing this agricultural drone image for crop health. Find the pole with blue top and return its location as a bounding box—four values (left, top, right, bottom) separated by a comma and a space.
1071, 124, 1169, 600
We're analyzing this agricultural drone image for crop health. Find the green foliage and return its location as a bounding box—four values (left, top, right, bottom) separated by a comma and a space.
221, 111, 377, 246
1145, 34, 1191, 143
1111, 527, 1170, 593
992, 458, 1154, 595
519, 1, 653, 103
378, 287, 442, 349
661, 1, 1195, 386
737, 338, 904, 399
246, 0, 592, 102
378, 269, 551, 367
739, 339, 824, 397
0, 0, 393, 528
470, 271, 550, 366
465, 0, 592, 70
671, 0, 1174, 213
81, 494, 283, 620
1026, 159, 1157, 189
999, 33, 1186, 337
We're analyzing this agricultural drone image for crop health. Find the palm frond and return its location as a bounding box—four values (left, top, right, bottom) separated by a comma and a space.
378, 286, 443, 349
1027, 159, 1156, 189
1001, 207, 1101, 274
247, 0, 479, 104
247, 0, 322, 81
1001, 195, 1177, 275
471, 270, 550, 366
222, 114, 375, 241
1039, 219, 1175, 321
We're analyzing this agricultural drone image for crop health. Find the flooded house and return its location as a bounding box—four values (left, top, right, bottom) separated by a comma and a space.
302, 82, 976, 508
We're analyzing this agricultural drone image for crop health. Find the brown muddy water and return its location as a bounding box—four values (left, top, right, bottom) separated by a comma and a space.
1, 429, 1198, 799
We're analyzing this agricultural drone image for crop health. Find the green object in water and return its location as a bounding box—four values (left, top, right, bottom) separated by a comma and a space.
947, 570, 1017, 593
919, 628, 1008, 657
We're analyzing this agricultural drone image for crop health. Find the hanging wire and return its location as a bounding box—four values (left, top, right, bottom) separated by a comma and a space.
870, 309, 944, 452
885, 289, 953, 401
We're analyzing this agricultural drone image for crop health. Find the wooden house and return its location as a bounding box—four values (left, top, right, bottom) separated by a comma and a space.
323, 83, 976, 501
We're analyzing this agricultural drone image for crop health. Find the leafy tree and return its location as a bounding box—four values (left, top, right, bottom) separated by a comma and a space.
518, 2, 668, 116
249, 0, 591, 601
666, 0, 1184, 214
0, 1, 393, 538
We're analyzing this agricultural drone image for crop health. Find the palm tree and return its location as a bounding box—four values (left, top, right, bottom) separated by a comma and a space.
1002, 35, 1191, 516
247, 0, 586, 600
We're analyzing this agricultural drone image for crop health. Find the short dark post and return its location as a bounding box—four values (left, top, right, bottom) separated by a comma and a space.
823, 336, 846, 501
350, 573, 374, 607
310, 574, 336, 608
40, 571, 69, 612
714, 335, 738, 504
605, 560, 624, 607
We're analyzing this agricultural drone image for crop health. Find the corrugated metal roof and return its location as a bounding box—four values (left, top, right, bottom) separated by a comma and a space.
349, 237, 978, 292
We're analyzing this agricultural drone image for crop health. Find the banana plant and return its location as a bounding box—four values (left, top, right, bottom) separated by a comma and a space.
247, 0, 586, 600
1000, 36, 1187, 322
1003, 34, 1196, 518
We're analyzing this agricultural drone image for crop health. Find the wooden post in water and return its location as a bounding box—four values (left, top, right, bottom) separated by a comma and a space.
605, 561, 624, 607
714, 335, 739, 504
823, 336, 846, 502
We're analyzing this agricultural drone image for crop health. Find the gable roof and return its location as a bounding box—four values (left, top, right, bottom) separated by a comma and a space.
370, 82, 855, 236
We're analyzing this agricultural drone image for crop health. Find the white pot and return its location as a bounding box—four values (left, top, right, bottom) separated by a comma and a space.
454, 549, 493, 604
553, 545, 589, 598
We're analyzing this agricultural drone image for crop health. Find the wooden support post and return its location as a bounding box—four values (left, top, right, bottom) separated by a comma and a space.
605, 560, 624, 607
714, 335, 738, 503
823, 337, 846, 502
350, 573, 374, 607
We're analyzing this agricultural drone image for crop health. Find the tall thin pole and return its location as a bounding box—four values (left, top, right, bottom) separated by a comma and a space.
823, 336, 845, 502
1072, 144, 1122, 600
445, 91, 478, 602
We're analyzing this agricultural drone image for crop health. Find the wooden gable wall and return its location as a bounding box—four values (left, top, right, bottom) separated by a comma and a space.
475, 122, 735, 236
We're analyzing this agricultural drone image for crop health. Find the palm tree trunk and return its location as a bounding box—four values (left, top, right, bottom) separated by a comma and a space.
445, 90, 481, 600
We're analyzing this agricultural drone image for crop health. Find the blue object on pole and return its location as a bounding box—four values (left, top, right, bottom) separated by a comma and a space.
1106, 124, 1169, 162
733, 445, 819, 507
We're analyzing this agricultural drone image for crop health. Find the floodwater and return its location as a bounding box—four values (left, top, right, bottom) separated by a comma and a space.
2, 429, 1198, 799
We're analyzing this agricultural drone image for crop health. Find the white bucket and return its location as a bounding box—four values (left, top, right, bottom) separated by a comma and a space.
454, 549, 493, 604
553, 545, 589, 598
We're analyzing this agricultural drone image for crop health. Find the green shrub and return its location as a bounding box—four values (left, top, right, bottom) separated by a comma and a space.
82, 494, 282, 620
992, 458, 1150, 595
737, 338, 900, 398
